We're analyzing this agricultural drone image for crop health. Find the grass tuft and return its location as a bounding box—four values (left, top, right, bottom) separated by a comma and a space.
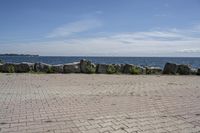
106, 65, 116, 74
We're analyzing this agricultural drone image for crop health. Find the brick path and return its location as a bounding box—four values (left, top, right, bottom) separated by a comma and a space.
0, 73, 200, 133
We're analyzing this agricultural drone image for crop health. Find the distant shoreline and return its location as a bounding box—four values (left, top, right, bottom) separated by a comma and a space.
0, 54, 39, 57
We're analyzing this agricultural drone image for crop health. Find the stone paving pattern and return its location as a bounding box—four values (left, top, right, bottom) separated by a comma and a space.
0, 73, 200, 133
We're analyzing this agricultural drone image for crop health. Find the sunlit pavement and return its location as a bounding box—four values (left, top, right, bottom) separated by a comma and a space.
0, 73, 200, 133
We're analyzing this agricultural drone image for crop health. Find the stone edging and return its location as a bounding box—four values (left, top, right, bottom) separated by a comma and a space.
0, 59, 199, 75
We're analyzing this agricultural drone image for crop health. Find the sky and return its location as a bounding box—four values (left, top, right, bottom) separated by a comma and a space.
0, 0, 200, 57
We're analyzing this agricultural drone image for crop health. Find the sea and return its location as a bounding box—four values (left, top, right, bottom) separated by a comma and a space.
0, 56, 200, 68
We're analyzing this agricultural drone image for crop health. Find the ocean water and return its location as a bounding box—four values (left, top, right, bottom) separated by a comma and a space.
0, 56, 200, 68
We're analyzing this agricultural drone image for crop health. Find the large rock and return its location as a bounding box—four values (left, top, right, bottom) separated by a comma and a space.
123, 64, 145, 74
21, 62, 34, 71
105, 64, 116, 74
63, 62, 80, 73
0, 63, 17, 73
163, 63, 178, 74
0, 63, 3, 72
197, 68, 200, 75
80, 59, 96, 73
51, 64, 64, 73
97, 64, 125, 74
114, 64, 125, 73
97, 64, 108, 73
106, 64, 125, 74
177, 64, 191, 75
34, 63, 52, 73
123, 64, 132, 74
191, 68, 197, 75
15, 63, 33, 73
146, 67, 162, 74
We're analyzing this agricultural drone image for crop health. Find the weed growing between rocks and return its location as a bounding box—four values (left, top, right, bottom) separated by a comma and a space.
7, 65, 15, 73
106, 65, 116, 74
85, 64, 96, 74
129, 67, 140, 75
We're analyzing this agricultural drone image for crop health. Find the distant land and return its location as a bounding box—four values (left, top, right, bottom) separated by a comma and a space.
0, 54, 39, 57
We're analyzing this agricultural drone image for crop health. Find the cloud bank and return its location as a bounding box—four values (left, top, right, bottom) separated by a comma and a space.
47, 19, 102, 38
1, 20, 200, 57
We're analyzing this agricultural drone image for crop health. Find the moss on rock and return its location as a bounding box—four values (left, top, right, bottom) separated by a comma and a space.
129, 66, 141, 75
7, 65, 15, 73
80, 59, 97, 74
85, 63, 96, 74
106, 65, 117, 74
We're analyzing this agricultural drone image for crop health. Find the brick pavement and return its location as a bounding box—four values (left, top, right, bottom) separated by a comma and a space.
0, 73, 200, 133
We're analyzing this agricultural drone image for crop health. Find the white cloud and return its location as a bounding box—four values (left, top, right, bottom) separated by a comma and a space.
47, 19, 102, 38
178, 49, 200, 53
2, 24, 200, 57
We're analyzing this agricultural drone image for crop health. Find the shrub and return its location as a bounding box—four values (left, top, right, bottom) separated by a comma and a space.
46, 66, 54, 73
85, 64, 96, 74
129, 67, 140, 75
106, 65, 116, 74
7, 65, 15, 73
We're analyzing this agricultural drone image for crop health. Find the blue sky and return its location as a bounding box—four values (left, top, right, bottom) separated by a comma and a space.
0, 0, 200, 56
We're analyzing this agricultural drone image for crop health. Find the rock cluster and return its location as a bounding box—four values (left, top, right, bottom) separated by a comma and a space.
63, 62, 80, 73
0, 63, 33, 73
0, 60, 199, 75
163, 62, 194, 75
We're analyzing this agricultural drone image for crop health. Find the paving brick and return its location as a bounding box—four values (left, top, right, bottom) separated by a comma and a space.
0, 74, 200, 133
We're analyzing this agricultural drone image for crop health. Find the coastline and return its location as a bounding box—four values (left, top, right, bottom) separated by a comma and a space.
0, 59, 199, 75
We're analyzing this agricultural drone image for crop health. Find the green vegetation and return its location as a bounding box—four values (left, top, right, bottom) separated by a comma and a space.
129, 66, 141, 75
7, 65, 15, 73
46, 66, 54, 73
106, 65, 116, 74
85, 64, 96, 74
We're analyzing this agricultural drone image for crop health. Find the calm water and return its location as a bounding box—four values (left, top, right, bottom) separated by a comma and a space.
0, 56, 200, 68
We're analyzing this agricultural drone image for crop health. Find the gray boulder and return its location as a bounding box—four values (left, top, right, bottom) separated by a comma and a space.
80, 59, 96, 73
146, 67, 162, 74
106, 64, 125, 74
51, 64, 64, 73
191, 68, 197, 75
163, 63, 178, 74
34, 63, 52, 73
97, 64, 124, 74
123, 64, 145, 74
177, 64, 191, 75
114, 64, 125, 73
0, 63, 17, 73
105, 64, 116, 74
15, 63, 32, 73
63, 62, 80, 73
97, 64, 108, 73
21, 62, 34, 71
0, 63, 3, 72
123, 64, 133, 74
197, 68, 200, 75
